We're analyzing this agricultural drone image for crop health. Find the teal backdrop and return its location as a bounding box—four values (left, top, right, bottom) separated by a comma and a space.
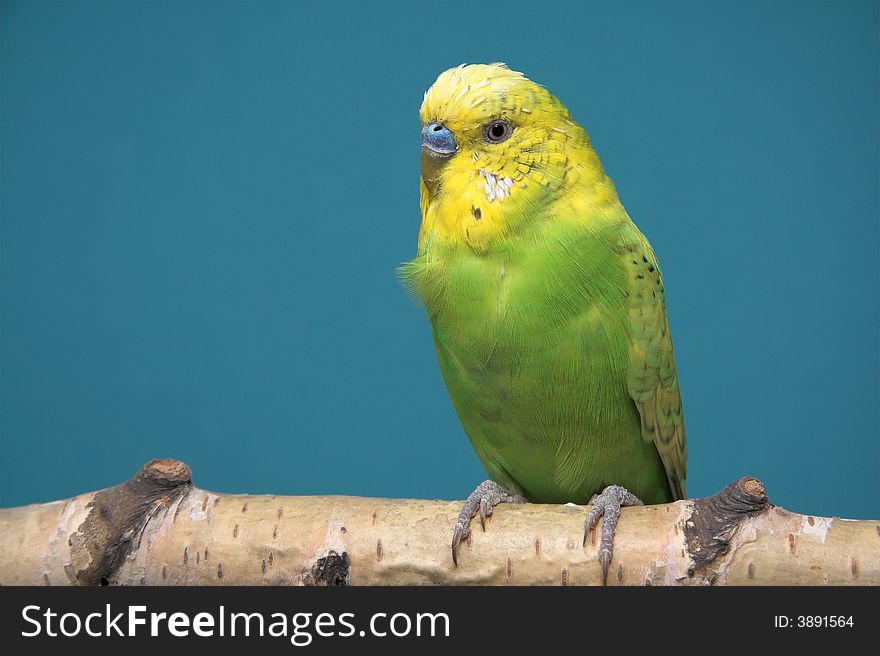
1, 0, 878, 518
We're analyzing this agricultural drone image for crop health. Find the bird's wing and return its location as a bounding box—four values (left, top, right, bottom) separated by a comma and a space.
622, 231, 687, 500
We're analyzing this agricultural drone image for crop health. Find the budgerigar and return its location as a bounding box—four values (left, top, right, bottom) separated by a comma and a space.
401, 64, 687, 582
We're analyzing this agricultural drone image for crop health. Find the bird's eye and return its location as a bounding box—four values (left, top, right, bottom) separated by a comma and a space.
484, 120, 513, 144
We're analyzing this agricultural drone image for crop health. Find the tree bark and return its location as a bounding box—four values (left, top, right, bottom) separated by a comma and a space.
0, 459, 877, 586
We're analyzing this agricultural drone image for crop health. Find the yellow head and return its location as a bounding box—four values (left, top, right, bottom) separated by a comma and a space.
418, 63, 618, 251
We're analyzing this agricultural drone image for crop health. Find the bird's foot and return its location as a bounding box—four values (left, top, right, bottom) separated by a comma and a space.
583, 485, 643, 584
452, 480, 525, 566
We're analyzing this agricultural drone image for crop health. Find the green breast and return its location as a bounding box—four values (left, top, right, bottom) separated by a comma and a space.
402, 221, 672, 505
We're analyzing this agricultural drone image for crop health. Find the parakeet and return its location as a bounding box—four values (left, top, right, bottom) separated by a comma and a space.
400, 64, 687, 582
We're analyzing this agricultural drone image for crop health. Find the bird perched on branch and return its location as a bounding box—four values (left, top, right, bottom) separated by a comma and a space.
400, 63, 687, 583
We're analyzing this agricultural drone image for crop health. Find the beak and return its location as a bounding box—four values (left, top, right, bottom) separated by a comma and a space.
421, 123, 457, 195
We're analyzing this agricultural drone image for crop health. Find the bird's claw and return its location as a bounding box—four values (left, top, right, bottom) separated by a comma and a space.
583, 485, 643, 584
479, 496, 493, 530
451, 480, 525, 566
451, 520, 470, 566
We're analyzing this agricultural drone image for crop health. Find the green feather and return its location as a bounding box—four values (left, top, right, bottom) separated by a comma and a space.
402, 207, 686, 505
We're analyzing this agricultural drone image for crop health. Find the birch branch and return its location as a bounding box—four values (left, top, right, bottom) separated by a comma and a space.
0, 459, 877, 586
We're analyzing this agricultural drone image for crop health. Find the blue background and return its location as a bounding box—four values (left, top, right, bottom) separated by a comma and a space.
2, 0, 878, 518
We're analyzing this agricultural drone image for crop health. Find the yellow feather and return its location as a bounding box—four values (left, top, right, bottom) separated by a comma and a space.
418, 63, 618, 251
